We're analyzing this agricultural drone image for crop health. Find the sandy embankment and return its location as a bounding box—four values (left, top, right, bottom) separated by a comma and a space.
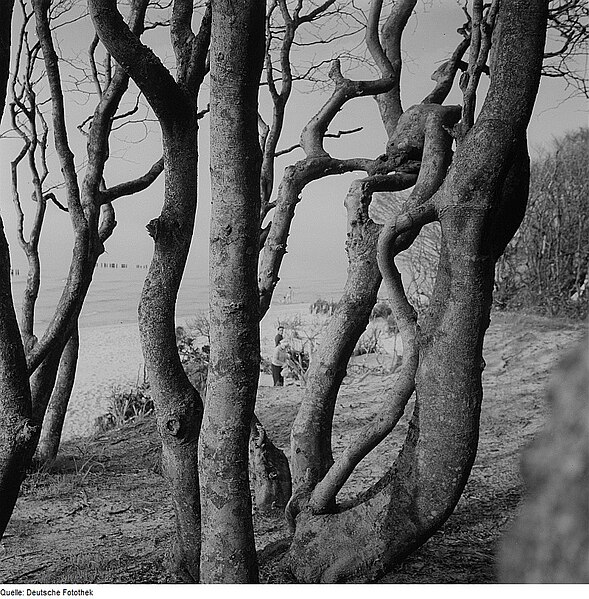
63, 301, 349, 440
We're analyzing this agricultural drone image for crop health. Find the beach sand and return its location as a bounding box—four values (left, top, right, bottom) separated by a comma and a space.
62, 301, 357, 440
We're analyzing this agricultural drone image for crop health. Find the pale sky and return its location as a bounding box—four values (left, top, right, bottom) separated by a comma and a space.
1, 1, 587, 291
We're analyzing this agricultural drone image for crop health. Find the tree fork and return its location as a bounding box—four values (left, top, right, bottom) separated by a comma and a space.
288, 0, 548, 581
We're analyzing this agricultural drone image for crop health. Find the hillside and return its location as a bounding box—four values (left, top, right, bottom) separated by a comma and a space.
0, 311, 585, 584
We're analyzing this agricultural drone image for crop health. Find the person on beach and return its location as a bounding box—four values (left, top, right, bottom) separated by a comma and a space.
271, 339, 289, 386
275, 326, 284, 347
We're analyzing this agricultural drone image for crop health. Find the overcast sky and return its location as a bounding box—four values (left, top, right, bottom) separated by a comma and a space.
1, 1, 586, 291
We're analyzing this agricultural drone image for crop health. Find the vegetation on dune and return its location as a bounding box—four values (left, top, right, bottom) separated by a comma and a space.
496, 128, 589, 319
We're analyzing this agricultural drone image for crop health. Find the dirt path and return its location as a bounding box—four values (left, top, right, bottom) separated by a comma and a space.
0, 312, 584, 584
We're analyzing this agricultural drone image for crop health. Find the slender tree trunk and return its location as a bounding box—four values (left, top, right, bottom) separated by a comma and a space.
36, 326, 79, 466
198, 0, 265, 583
138, 123, 202, 582
290, 182, 383, 493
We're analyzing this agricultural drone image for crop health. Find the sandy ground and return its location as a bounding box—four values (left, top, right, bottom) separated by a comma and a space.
64, 301, 329, 440
1, 310, 585, 584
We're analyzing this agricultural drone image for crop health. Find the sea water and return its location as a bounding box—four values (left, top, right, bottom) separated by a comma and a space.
9, 261, 348, 331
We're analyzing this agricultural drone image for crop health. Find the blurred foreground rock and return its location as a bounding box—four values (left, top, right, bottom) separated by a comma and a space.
499, 336, 589, 582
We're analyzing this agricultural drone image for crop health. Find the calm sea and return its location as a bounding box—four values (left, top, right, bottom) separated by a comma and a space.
9, 261, 347, 330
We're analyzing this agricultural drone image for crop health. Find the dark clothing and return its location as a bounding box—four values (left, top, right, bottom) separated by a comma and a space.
275, 332, 284, 346
271, 364, 284, 386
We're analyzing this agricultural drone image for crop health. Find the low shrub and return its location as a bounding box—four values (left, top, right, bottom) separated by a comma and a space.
97, 383, 153, 433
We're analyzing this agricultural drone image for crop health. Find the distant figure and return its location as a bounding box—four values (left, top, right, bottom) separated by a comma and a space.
275, 326, 284, 347
271, 339, 289, 387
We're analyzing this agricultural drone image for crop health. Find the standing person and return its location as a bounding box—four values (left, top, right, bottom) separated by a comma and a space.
275, 326, 284, 347
271, 339, 289, 386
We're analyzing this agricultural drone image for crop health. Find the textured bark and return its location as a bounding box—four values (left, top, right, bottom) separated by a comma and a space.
288, 0, 548, 581
0, 0, 14, 119
89, 0, 210, 581
371, 0, 416, 136
139, 123, 202, 582
0, 222, 35, 539
499, 337, 589, 583
36, 327, 79, 466
198, 0, 265, 583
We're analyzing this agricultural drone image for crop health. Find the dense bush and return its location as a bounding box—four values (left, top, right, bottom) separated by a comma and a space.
495, 129, 588, 319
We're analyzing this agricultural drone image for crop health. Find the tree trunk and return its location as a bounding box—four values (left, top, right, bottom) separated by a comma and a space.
287, 181, 495, 583
288, 0, 548, 581
198, 0, 265, 583
0, 224, 35, 539
36, 326, 79, 467
138, 123, 202, 583
249, 415, 292, 512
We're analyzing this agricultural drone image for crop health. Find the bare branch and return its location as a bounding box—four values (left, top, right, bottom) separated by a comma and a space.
88, 35, 102, 98
372, 0, 417, 135
99, 157, 164, 204
458, 0, 500, 136
308, 107, 457, 513
88, 0, 191, 123
44, 192, 68, 212
300, 58, 395, 157
275, 126, 362, 157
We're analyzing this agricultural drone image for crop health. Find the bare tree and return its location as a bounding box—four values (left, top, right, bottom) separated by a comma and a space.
0, 0, 32, 539
0, 0, 164, 539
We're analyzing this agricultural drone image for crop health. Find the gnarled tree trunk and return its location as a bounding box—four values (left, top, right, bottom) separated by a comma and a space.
288, 0, 548, 582
0, 224, 35, 539
249, 415, 292, 512
0, 0, 35, 540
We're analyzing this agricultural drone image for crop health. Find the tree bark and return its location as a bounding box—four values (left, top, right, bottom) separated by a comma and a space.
35, 326, 79, 467
89, 0, 210, 581
139, 123, 202, 582
0, 0, 15, 118
288, 0, 548, 581
0, 223, 35, 539
198, 0, 265, 583
0, 0, 35, 541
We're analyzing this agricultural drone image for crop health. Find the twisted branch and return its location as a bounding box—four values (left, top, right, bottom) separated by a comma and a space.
306, 108, 457, 514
